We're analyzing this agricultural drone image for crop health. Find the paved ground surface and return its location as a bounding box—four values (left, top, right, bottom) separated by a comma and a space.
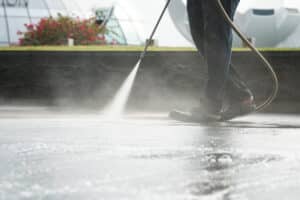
1, 106, 300, 200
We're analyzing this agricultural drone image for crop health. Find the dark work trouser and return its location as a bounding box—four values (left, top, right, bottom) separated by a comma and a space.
187, 0, 251, 111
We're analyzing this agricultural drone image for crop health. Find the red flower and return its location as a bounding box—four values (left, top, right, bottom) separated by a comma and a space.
19, 15, 108, 46
19, 38, 24, 45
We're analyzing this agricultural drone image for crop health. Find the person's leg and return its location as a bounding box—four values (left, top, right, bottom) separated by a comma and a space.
201, 0, 236, 112
187, 0, 222, 120
187, 0, 205, 56
225, 0, 254, 101
186, 0, 254, 120
221, 62, 256, 120
227, 65, 254, 101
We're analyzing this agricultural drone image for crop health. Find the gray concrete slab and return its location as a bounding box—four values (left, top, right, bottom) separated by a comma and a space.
1, 107, 300, 200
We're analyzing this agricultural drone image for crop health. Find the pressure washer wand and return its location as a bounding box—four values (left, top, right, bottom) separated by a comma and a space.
139, 0, 172, 60
105, 0, 172, 118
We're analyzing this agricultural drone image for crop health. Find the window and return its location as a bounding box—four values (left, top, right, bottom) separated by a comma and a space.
62, 1, 80, 15
44, 0, 65, 10
31, 16, 43, 24
119, 21, 141, 45
29, 8, 49, 17
44, 0, 67, 17
6, 7, 28, 17
252, 9, 275, 16
0, 16, 8, 43
28, 0, 49, 17
0, 6, 4, 16
7, 16, 29, 44
28, 0, 48, 9
0, 0, 86, 45
106, 17, 127, 45
49, 9, 67, 17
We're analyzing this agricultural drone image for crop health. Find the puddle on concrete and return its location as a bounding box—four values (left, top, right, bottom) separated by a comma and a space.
1, 113, 300, 199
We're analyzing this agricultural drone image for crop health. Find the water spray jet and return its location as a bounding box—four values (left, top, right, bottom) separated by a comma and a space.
104, 0, 172, 119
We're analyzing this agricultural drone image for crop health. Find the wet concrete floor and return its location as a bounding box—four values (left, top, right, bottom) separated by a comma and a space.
1, 107, 300, 200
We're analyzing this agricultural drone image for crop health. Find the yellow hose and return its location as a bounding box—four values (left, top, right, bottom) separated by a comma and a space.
216, 0, 279, 112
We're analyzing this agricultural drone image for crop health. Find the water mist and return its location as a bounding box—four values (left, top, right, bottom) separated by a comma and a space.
103, 0, 171, 119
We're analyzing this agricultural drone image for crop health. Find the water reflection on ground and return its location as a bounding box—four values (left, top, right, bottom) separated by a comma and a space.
0, 107, 300, 200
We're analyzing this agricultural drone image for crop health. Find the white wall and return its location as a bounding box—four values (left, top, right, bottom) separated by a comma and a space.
74, 0, 300, 47
75, 0, 191, 46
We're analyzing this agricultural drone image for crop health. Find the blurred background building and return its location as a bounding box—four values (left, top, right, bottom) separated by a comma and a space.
0, 0, 82, 46
1, 0, 300, 47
